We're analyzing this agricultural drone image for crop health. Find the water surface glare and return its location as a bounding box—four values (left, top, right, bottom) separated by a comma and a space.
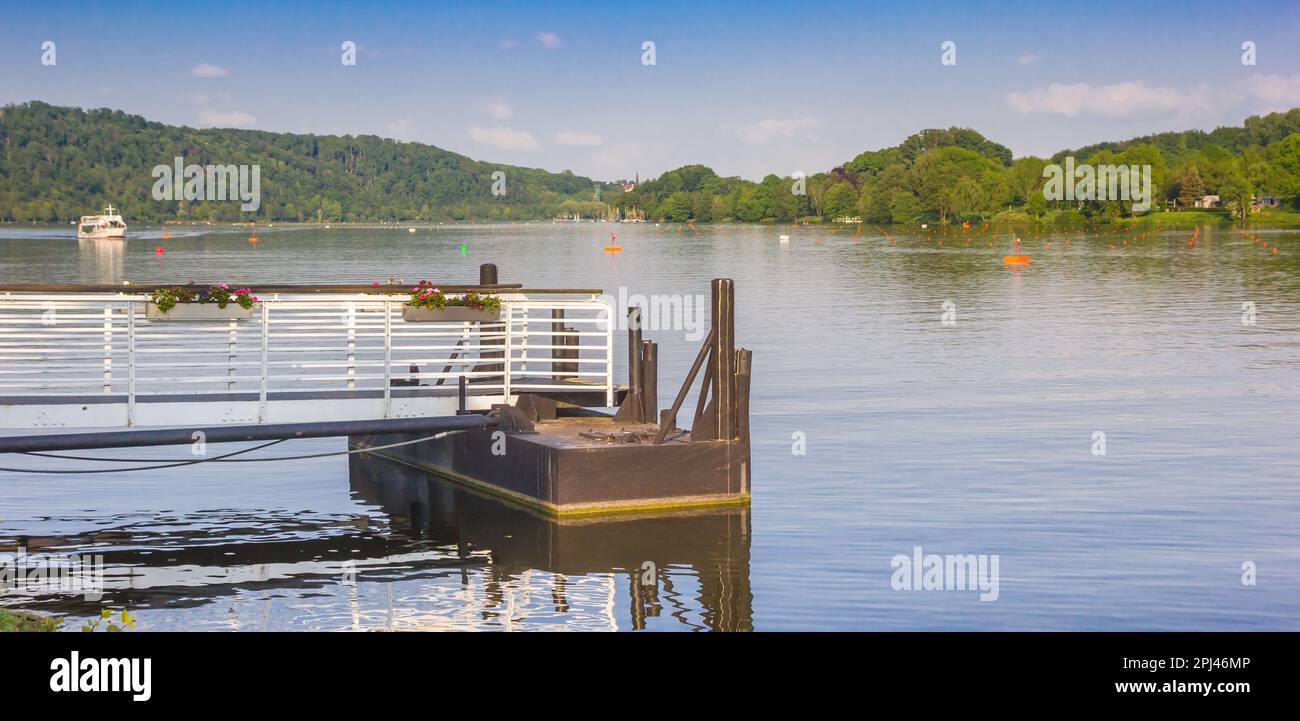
1, 222, 1297, 630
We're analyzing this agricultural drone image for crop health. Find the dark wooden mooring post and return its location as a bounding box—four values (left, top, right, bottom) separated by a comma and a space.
628, 306, 643, 402
734, 347, 752, 494
551, 309, 574, 382
474, 263, 503, 381
614, 306, 644, 422
641, 341, 658, 424
710, 278, 736, 440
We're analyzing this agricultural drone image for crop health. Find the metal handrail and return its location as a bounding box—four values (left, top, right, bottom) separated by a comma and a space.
0, 292, 615, 426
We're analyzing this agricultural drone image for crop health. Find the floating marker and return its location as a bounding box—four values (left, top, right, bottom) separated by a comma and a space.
1002, 237, 1030, 264
154, 246, 164, 255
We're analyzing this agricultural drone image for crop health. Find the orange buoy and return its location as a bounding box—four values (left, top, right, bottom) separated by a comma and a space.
154, 246, 165, 255
1002, 237, 1030, 264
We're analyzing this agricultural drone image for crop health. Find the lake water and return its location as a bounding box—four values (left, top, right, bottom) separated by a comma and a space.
1, 222, 1298, 631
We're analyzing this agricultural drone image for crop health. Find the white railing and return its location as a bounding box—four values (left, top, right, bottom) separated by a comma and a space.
0, 292, 614, 427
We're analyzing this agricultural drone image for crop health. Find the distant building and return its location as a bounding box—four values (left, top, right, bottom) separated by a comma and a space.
1251, 195, 1281, 210
1193, 194, 1220, 208
621, 173, 639, 192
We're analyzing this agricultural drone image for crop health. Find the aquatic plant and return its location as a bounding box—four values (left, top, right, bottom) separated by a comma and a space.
82, 608, 136, 633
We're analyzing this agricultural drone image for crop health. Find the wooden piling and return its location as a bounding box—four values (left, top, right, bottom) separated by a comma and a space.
473, 263, 504, 379
615, 306, 644, 422
642, 341, 658, 424
710, 278, 735, 440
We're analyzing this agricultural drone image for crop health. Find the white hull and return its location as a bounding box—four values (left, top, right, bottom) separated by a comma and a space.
77, 228, 126, 240
77, 204, 127, 240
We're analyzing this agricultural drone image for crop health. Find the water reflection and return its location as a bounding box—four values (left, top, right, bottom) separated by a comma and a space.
349, 454, 753, 631
77, 238, 125, 283
0, 453, 751, 631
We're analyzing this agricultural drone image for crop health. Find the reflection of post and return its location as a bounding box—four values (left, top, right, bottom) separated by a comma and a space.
348, 455, 755, 631
628, 571, 647, 630
696, 508, 754, 631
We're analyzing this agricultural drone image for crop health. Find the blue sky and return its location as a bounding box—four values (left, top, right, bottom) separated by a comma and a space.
2, 0, 1298, 181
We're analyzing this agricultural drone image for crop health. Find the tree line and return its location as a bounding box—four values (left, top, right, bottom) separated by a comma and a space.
615, 113, 1300, 225
0, 101, 614, 223
4, 101, 1300, 225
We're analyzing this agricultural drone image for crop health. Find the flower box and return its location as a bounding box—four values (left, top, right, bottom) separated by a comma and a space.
146, 302, 257, 321
401, 305, 499, 323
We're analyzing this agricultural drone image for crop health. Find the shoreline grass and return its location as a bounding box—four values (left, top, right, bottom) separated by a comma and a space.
0, 608, 62, 632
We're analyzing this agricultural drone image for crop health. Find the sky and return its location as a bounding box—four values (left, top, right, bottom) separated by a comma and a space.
2, 0, 1299, 182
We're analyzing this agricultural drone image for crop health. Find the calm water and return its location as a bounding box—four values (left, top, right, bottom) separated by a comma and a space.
1, 222, 1298, 630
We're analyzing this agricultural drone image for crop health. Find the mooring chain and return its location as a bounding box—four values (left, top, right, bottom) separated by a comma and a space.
0, 430, 468, 474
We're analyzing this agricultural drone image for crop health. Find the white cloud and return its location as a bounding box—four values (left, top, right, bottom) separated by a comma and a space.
733, 117, 819, 144
1016, 53, 1039, 65
499, 39, 521, 50
387, 118, 414, 139
1241, 73, 1300, 108
192, 63, 230, 78
555, 131, 603, 147
198, 110, 256, 127
536, 32, 563, 49
468, 126, 539, 151
1006, 81, 1208, 117
480, 97, 513, 121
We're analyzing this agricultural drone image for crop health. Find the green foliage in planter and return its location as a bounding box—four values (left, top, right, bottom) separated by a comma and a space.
150, 284, 258, 313
407, 281, 500, 313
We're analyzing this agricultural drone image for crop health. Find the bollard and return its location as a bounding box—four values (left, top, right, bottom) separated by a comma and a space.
642, 341, 658, 424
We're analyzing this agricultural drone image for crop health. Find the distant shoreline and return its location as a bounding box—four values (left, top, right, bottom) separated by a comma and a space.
4, 212, 1300, 232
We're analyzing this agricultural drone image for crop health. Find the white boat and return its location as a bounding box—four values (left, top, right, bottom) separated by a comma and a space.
77, 205, 127, 240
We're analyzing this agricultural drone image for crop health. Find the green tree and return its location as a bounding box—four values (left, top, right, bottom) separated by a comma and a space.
1177, 167, 1206, 207
822, 182, 858, 220
1266, 133, 1300, 201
